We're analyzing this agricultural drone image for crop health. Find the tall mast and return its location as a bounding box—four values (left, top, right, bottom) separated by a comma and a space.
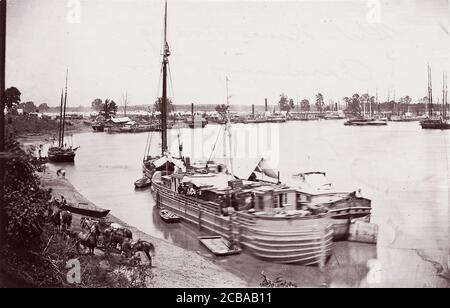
428, 65, 433, 117
224, 76, 233, 175
443, 72, 447, 119
58, 89, 64, 147
61, 69, 68, 147
376, 88, 379, 113
161, 0, 169, 155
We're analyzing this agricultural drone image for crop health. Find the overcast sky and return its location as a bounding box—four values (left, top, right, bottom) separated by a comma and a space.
5, 0, 449, 107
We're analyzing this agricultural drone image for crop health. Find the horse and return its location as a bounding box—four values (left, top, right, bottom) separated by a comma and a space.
74, 223, 100, 255
113, 227, 132, 239
132, 240, 155, 266
60, 211, 72, 231
80, 217, 99, 231
103, 228, 129, 252
50, 210, 62, 232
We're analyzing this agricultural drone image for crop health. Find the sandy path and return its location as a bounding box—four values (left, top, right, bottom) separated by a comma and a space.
39, 169, 247, 288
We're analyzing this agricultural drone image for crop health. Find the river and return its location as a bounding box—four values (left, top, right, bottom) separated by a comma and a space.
35, 119, 449, 287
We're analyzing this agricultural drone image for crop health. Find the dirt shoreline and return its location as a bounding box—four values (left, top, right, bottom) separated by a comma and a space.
38, 169, 247, 288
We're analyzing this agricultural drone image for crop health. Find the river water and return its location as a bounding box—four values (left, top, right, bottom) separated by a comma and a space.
39, 120, 449, 287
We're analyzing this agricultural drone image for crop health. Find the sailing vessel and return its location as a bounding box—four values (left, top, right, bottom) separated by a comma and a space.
48, 70, 78, 163
345, 91, 387, 126
149, 3, 333, 265
141, 1, 184, 182
420, 67, 449, 129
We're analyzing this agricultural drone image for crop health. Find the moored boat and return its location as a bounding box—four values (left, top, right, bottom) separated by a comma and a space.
198, 236, 242, 256
48, 70, 78, 163
420, 66, 449, 129
134, 177, 151, 188
61, 202, 110, 218
159, 209, 181, 223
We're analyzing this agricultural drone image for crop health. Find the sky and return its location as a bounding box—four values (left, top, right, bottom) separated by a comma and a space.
5, 0, 450, 107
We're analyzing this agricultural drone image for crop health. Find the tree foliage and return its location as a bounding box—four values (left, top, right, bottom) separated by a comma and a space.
278, 94, 294, 112
38, 103, 50, 112
103, 99, 118, 118
154, 97, 174, 113
300, 99, 310, 112
215, 104, 228, 114
315, 93, 324, 113
3, 136, 51, 251
5, 87, 22, 111
91, 98, 103, 111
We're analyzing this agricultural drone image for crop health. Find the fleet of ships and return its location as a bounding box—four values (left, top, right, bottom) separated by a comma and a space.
45, 2, 448, 266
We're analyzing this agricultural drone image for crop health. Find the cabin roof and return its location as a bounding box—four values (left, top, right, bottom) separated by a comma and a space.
107, 117, 132, 124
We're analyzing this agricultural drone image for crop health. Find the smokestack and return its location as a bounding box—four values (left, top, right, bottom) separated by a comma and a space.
265, 98, 268, 112
191, 103, 194, 116
252, 104, 255, 117
335, 103, 338, 111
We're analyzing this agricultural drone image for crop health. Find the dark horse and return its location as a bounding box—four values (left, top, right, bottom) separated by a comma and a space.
50, 210, 72, 232
132, 240, 155, 266
72, 224, 100, 255
60, 211, 72, 231
103, 227, 133, 254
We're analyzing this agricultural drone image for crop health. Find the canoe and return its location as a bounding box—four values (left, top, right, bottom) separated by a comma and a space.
159, 209, 181, 223
134, 177, 151, 188
61, 202, 110, 218
198, 236, 242, 256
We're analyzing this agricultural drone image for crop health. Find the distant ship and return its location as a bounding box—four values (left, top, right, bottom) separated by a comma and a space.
48, 70, 78, 163
420, 67, 449, 129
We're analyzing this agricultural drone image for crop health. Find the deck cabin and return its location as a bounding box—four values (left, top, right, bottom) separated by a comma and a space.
161, 169, 300, 217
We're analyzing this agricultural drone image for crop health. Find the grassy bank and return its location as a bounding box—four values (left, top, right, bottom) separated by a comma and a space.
6, 114, 91, 137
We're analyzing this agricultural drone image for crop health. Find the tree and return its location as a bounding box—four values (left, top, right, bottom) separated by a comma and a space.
300, 99, 310, 112
278, 94, 294, 112
5, 86, 21, 111
315, 93, 324, 113
38, 103, 50, 112
343, 97, 350, 109
346, 93, 361, 113
154, 97, 174, 113
91, 98, 103, 111
19, 101, 37, 114
215, 104, 228, 115
103, 99, 118, 118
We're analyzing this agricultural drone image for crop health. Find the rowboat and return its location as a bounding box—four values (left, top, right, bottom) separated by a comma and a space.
134, 177, 151, 188
198, 236, 242, 256
61, 202, 110, 218
159, 209, 181, 223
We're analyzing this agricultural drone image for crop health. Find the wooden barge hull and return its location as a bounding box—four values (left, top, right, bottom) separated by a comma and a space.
153, 181, 333, 266
48, 152, 75, 163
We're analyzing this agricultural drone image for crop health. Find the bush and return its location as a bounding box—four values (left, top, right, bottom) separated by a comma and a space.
3, 135, 50, 251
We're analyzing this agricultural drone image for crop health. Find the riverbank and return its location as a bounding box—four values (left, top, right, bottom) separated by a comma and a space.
38, 169, 247, 288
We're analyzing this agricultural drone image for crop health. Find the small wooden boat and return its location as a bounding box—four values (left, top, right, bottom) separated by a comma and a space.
134, 177, 151, 188
198, 236, 242, 256
159, 209, 181, 223
61, 202, 110, 218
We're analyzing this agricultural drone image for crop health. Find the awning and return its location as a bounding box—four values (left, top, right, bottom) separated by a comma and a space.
152, 155, 185, 169
232, 157, 278, 181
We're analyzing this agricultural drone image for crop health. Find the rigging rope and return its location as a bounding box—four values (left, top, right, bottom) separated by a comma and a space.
207, 125, 224, 163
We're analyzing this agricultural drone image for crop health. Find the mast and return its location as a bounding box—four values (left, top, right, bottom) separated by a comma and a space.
428, 65, 433, 117
224, 76, 233, 175
58, 89, 64, 147
61, 69, 68, 147
161, 0, 169, 155
443, 72, 447, 119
